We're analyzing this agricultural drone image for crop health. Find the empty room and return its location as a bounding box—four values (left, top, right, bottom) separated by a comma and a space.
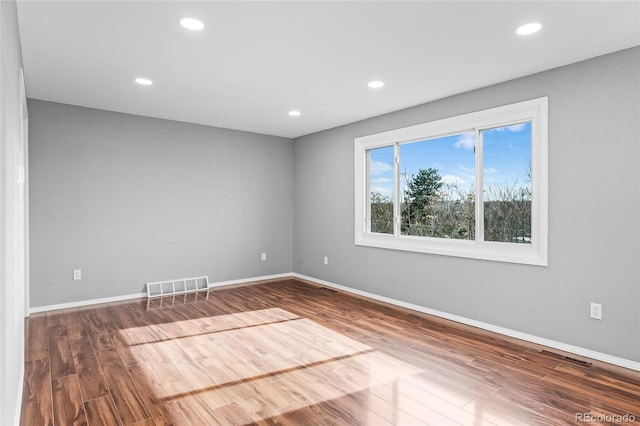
2, 1, 640, 425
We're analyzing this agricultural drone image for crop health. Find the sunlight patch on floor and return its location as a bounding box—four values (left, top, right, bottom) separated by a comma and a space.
120, 308, 437, 422
118, 307, 301, 346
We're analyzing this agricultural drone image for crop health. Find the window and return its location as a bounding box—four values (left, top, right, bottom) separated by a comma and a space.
355, 97, 548, 265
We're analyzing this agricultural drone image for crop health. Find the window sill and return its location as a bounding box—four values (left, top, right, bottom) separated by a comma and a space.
355, 233, 547, 266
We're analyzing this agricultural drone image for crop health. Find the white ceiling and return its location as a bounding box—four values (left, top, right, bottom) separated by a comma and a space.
17, 1, 640, 139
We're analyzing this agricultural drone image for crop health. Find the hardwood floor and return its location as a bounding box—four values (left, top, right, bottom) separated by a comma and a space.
21, 278, 640, 425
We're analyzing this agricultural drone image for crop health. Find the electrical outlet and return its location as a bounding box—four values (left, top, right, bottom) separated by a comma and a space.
323, 256, 329, 265
261, 252, 267, 261
590, 303, 602, 320
73, 269, 82, 280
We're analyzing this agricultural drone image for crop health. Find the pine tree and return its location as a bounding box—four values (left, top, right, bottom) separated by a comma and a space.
403, 168, 443, 229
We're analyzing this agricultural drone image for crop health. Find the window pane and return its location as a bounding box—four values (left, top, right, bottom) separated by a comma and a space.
399, 133, 475, 239
482, 122, 532, 244
368, 146, 394, 234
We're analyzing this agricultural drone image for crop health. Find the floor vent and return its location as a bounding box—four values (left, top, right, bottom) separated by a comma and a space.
317, 287, 338, 293
540, 350, 592, 367
146, 291, 209, 310
146, 276, 209, 298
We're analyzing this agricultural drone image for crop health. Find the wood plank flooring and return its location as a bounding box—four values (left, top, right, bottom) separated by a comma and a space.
21, 278, 640, 425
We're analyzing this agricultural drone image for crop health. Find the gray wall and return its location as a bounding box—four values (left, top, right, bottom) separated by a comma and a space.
28, 48, 640, 363
1, 1, 26, 424
293, 47, 640, 362
29, 100, 293, 307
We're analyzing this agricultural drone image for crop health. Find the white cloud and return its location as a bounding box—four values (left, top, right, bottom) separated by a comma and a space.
457, 165, 476, 182
371, 177, 393, 184
441, 174, 467, 185
458, 164, 473, 174
370, 160, 393, 175
454, 132, 475, 151
371, 185, 393, 198
506, 123, 527, 132
484, 167, 498, 174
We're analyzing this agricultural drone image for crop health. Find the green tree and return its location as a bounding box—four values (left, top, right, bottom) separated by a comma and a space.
402, 168, 443, 234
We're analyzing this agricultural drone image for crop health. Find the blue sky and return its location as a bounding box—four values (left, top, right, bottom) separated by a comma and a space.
369, 122, 531, 199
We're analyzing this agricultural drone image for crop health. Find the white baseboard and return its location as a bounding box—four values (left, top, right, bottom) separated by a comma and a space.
208, 273, 294, 288
292, 273, 640, 372
29, 292, 146, 314
26, 272, 640, 372
28, 273, 293, 314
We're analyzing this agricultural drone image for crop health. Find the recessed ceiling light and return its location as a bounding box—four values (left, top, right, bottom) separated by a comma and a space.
288, 110, 301, 117
368, 80, 384, 89
516, 22, 542, 35
180, 17, 205, 31
135, 77, 153, 86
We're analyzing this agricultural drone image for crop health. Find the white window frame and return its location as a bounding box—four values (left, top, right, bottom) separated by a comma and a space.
354, 97, 548, 266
